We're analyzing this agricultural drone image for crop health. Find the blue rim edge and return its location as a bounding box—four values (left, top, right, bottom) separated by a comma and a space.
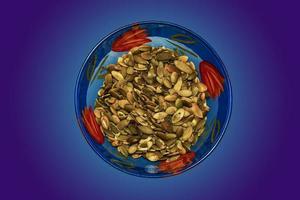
74, 20, 233, 178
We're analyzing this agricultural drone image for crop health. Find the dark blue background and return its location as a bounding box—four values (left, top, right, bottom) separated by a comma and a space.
2, 0, 299, 199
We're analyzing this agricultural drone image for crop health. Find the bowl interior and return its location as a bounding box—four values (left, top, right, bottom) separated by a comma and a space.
75, 22, 232, 177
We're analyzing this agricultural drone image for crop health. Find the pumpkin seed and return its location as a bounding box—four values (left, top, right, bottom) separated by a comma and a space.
156, 138, 166, 149
141, 52, 152, 60
175, 99, 183, 108
164, 94, 177, 102
174, 60, 193, 74
174, 77, 182, 92
100, 115, 109, 129
172, 108, 185, 123
176, 140, 187, 154
138, 45, 152, 52
118, 145, 128, 157
126, 67, 134, 75
145, 152, 162, 161
156, 51, 173, 61
166, 106, 177, 115
178, 55, 188, 62
165, 133, 177, 140
171, 72, 178, 83
166, 155, 180, 162
132, 154, 142, 159
153, 112, 168, 120
127, 135, 141, 144
128, 144, 138, 154
178, 90, 192, 97
175, 126, 184, 137
181, 126, 193, 141
191, 103, 203, 118
138, 126, 154, 134
197, 82, 207, 92
118, 99, 129, 108
111, 115, 120, 124
117, 119, 130, 130
134, 55, 148, 64
111, 71, 124, 81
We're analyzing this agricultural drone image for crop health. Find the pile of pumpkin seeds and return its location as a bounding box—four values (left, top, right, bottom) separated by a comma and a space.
94, 45, 209, 162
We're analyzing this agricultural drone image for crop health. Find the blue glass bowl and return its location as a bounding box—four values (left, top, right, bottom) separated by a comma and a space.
75, 21, 232, 177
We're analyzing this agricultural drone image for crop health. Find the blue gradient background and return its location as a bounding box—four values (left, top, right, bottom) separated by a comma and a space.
2, 0, 299, 199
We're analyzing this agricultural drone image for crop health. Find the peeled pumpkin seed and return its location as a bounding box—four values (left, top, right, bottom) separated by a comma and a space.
126, 67, 134, 75
191, 103, 203, 118
128, 144, 138, 154
174, 60, 193, 74
197, 82, 207, 92
118, 99, 129, 108
153, 112, 168, 120
117, 119, 130, 130
181, 127, 193, 141
134, 55, 148, 64
146, 152, 162, 161
175, 99, 183, 108
164, 94, 177, 102
118, 145, 128, 157
137, 45, 152, 52
171, 72, 178, 83
178, 55, 188, 62
178, 90, 192, 97
163, 79, 172, 88
100, 115, 110, 129
176, 140, 187, 154
184, 110, 191, 117
165, 133, 177, 140
111, 115, 120, 124
132, 154, 142, 159
188, 134, 194, 143
111, 71, 124, 81
93, 108, 102, 118
156, 51, 173, 61
141, 51, 152, 60
174, 77, 182, 92
138, 126, 154, 134
166, 155, 180, 162
172, 108, 185, 123
175, 126, 184, 137
156, 138, 166, 149
93, 46, 209, 161
166, 106, 177, 115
